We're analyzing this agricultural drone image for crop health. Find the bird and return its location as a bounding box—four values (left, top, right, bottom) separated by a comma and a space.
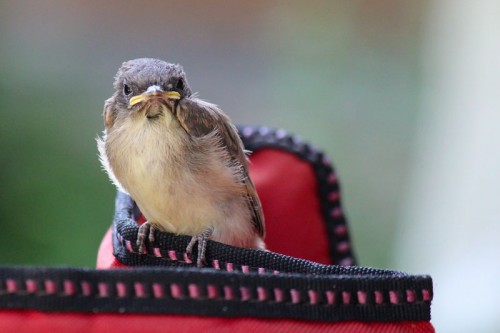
97, 58, 265, 266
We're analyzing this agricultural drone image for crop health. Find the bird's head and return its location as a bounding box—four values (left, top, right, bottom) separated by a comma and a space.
108, 58, 192, 122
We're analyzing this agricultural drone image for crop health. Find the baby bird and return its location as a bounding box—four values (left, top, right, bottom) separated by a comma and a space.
98, 58, 265, 266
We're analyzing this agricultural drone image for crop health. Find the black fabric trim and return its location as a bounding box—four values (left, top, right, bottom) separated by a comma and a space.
0, 265, 432, 322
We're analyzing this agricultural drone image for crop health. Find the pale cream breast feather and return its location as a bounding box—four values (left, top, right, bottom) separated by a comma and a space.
98, 104, 255, 244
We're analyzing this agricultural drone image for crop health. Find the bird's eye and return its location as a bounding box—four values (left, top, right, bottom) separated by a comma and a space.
176, 79, 184, 90
123, 84, 132, 96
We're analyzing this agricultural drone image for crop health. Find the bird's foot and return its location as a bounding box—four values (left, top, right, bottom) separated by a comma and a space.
137, 221, 158, 254
186, 227, 214, 267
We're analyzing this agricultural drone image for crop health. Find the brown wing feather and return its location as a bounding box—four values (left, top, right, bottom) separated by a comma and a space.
103, 97, 116, 129
174, 98, 265, 238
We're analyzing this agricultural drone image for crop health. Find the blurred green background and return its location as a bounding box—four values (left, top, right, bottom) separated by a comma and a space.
2, 2, 500, 331
0, 0, 424, 267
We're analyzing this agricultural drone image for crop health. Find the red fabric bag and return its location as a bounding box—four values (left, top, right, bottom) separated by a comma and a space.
0, 126, 434, 332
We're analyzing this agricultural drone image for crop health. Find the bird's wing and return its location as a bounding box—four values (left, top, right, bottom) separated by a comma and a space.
103, 97, 116, 129
174, 98, 265, 238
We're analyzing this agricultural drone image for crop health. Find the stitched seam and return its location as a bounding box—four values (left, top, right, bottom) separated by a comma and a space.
117, 231, 279, 273
0, 277, 432, 306
117, 233, 193, 265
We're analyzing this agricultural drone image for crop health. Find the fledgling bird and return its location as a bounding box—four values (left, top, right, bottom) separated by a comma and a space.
97, 58, 265, 266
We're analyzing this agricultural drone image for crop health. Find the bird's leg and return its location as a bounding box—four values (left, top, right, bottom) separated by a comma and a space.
137, 221, 158, 254
186, 227, 214, 267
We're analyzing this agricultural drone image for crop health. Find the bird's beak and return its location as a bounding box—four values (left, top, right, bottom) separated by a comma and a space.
129, 85, 181, 107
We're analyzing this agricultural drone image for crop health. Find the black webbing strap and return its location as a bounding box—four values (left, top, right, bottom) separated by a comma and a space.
0, 264, 432, 322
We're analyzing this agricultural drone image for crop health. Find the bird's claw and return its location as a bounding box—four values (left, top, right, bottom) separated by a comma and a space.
186, 227, 214, 267
137, 221, 158, 254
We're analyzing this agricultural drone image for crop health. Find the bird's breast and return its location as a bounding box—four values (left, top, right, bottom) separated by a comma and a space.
107, 114, 190, 189
104, 117, 246, 236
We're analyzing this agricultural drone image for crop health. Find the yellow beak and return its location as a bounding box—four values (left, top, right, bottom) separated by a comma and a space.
129, 91, 181, 107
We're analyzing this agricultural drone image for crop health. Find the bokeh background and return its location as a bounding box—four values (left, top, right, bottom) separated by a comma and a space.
1, 1, 499, 331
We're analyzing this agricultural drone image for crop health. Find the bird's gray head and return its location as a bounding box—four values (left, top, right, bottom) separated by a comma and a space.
110, 58, 192, 119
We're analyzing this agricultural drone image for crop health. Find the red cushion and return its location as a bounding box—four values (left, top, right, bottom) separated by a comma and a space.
0, 310, 435, 333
